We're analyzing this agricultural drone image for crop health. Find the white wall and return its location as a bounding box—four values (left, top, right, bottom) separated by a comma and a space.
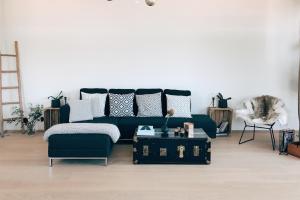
1, 0, 300, 130
0, 0, 4, 44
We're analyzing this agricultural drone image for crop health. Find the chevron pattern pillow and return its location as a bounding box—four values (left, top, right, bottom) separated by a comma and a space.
109, 93, 135, 117
166, 94, 192, 118
136, 93, 163, 117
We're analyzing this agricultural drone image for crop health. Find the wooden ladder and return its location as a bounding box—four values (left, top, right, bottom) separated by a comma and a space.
0, 41, 24, 137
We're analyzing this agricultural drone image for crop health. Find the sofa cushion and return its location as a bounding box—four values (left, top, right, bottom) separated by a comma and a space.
48, 134, 113, 157
79, 116, 120, 125
167, 116, 193, 128
80, 88, 110, 116
167, 115, 216, 138
60, 105, 217, 139
118, 115, 216, 139
136, 93, 163, 117
118, 117, 165, 139
192, 114, 217, 138
109, 93, 135, 117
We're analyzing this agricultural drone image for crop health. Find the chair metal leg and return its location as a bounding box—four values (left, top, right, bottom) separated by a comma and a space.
253, 124, 256, 140
272, 129, 276, 148
239, 121, 276, 150
239, 123, 247, 144
270, 128, 275, 151
239, 122, 255, 144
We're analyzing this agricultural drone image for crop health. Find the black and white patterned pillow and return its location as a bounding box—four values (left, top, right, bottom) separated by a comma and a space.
166, 94, 192, 118
136, 93, 163, 117
109, 93, 135, 117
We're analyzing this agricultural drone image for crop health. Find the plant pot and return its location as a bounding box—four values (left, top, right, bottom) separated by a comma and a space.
51, 99, 61, 108
27, 126, 35, 135
218, 99, 228, 108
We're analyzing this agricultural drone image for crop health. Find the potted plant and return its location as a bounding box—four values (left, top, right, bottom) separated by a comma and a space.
48, 91, 63, 108
9, 104, 44, 135
217, 93, 232, 108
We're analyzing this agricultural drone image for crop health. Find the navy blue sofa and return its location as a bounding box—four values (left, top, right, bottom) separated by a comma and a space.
48, 88, 216, 166
59, 88, 217, 140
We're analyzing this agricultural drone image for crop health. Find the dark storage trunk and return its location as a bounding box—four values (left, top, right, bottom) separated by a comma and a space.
133, 132, 211, 165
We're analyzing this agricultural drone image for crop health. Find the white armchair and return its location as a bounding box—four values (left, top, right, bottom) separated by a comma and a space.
236, 95, 287, 150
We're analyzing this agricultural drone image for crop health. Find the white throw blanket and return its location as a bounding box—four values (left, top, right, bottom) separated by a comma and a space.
43, 123, 121, 143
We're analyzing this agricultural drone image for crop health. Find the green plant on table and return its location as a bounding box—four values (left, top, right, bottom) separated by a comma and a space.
48, 91, 63, 101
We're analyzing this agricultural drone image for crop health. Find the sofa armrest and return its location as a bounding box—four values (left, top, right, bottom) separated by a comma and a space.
60, 104, 70, 123
192, 114, 217, 138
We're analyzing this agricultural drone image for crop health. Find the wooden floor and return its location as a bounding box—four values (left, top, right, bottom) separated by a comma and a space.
0, 131, 300, 200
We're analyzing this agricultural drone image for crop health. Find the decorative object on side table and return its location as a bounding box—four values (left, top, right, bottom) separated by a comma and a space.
48, 91, 64, 108
279, 129, 295, 155
161, 109, 175, 137
288, 142, 300, 158
44, 107, 60, 131
216, 93, 232, 108
211, 97, 216, 107
9, 104, 44, 135
208, 107, 233, 136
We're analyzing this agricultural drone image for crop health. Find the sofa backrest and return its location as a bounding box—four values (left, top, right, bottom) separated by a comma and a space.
80, 88, 108, 98
78, 88, 191, 117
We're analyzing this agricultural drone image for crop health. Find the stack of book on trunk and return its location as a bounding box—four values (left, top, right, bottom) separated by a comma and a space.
137, 125, 155, 136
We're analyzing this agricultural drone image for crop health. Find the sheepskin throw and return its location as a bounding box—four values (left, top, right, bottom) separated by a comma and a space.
252, 95, 280, 121
236, 95, 287, 125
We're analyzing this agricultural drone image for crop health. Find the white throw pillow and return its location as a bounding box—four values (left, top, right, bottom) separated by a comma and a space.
81, 92, 107, 118
166, 94, 192, 118
69, 100, 93, 122
136, 93, 163, 117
